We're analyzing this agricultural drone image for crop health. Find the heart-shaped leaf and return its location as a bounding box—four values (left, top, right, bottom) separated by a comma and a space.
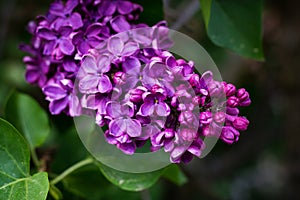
0, 118, 49, 199
200, 0, 264, 60
5, 92, 50, 148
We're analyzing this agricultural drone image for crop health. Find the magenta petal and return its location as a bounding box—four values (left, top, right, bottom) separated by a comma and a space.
108, 36, 124, 55
99, 1, 117, 16
170, 146, 187, 160
122, 57, 141, 74
117, 142, 136, 155
59, 26, 73, 37
88, 36, 102, 48
106, 101, 122, 118
97, 55, 111, 73
63, 60, 77, 72
49, 2, 64, 17
125, 119, 141, 137
110, 16, 130, 33
69, 94, 81, 117
65, 0, 79, 13
69, 13, 83, 29
78, 41, 90, 55
37, 28, 56, 40
187, 144, 201, 157
79, 75, 99, 93
59, 39, 75, 55
86, 23, 102, 36
117, 1, 133, 14
81, 55, 97, 74
109, 119, 126, 137
140, 102, 154, 116
49, 97, 69, 115
25, 70, 39, 83
121, 104, 134, 117
122, 42, 138, 57
43, 85, 67, 100
98, 75, 112, 93
155, 102, 170, 116
72, 31, 84, 45
43, 41, 56, 55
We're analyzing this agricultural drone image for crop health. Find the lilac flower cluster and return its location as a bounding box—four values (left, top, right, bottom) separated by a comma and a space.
20, 0, 143, 115
76, 32, 251, 163
21, 0, 251, 164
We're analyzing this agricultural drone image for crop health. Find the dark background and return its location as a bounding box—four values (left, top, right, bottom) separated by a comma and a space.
0, 0, 299, 199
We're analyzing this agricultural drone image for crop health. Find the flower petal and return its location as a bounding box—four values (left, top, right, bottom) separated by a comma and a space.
98, 75, 112, 93
110, 15, 130, 33
79, 75, 99, 93
117, 1, 133, 14
86, 23, 102, 36
117, 142, 136, 155
59, 38, 75, 55
106, 101, 122, 118
37, 28, 56, 40
49, 97, 69, 115
69, 94, 81, 117
140, 102, 154, 116
97, 55, 111, 73
122, 57, 141, 75
43, 85, 67, 100
69, 12, 83, 29
125, 119, 141, 137
122, 42, 138, 57
99, 1, 117, 16
81, 55, 98, 74
155, 102, 170, 116
109, 119, 126, 137
108, 36, 124, 55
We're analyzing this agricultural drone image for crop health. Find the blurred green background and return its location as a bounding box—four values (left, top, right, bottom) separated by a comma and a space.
0, 0, 299, 199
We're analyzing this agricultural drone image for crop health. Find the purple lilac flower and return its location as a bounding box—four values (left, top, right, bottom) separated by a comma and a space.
21, 0, 252, 164
78, 54, 112, 94
43, 78, 81, 116
138, 91, 171, 117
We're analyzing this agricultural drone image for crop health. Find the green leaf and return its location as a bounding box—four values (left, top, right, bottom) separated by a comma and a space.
5, 92, 50, 148
62, 165, 140, 200
200, 0, 264, 60
163, 164, 188, 186
0, 172, 49, 200
0, 118, 49, 200
97, 162, 164, 191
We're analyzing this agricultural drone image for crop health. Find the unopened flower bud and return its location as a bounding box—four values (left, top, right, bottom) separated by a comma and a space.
189, 74, 200, 87
130, 87, 145, 103
220, 126, 240, 144
113, 71, 126, 85
224, 82, 236, 97
199, 111, 212, 125
213, 111, 226, 124
236, 88, 249, 101
233, 116, 249, 131
227, 96, 239, 107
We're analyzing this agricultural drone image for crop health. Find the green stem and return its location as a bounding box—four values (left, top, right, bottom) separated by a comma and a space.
30, 148, 40, 169
50, 157, 94, 185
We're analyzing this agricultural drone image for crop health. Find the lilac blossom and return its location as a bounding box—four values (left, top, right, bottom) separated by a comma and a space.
21, 0, 252, 164
78, 54, 112, 94
37, 26, 75, 59
138, 92, 170, 117
43, 78, 81, 116
72, 23, 109, 55
49, 0, 83, 30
